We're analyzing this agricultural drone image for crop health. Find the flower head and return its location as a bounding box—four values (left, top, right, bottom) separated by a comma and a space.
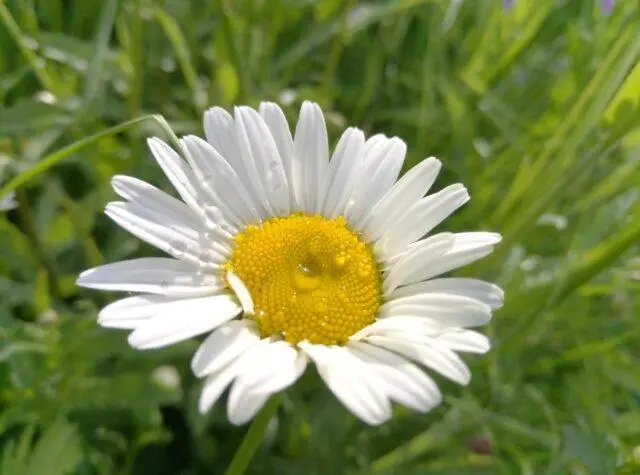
77, 101, 503, 425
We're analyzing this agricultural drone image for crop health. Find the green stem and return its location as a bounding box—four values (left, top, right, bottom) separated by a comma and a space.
224, 394, 283, 475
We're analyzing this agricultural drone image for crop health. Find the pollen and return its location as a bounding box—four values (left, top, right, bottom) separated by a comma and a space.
226, 214, 382, 345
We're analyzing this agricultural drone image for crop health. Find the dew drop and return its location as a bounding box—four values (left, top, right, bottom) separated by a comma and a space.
23, 37, 39, 50
170, 239, 187, 256
197, 250, 213, 269
292, 262, 321, 292
201, 176, 215, 192
161, 56, 177, 72
203, 207, 225, 232
193, 273, 206, 287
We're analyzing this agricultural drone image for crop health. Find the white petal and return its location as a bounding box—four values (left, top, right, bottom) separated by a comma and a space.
235, 106, 290, 216
77, 258, 223, 297
226, 269, 254, 315
203, 107, 244, 174
365, 335, 471, 385
259, 102, 296, 208
398, 232, 501, 281
221, 338, 274, 424
231, 340, 307, 395
387, 278, 504, 310
191, 320, 261, 377
346, 136, 406, 230
127, 294, 241, 349
348, 341, 442, 412
226, 388, 271, 426
382, 233, 455, 294
436, 329, 491, 354
226, 341, 307, 424
412, 184, 470, 236
299, 342, 392, 425
198, 338, 261, 414
292, 101, 329, 213
321, 128, 365, 218
111, 175, 202, 230
181, 135, 261, 227
199, 366, 238, 414
375, 184, 469, 259
105, 202, 223, 269
351, 315, 442, 340
362, 157, 441, 242
451, 232, 502, 250
379, 293, 493, 327
363, 134, 388, 154
98, 294, 171, 329
105, 200, 199, 242
204, 107, 268, 218
147, 138, 202, 214
361, 136, 406, 207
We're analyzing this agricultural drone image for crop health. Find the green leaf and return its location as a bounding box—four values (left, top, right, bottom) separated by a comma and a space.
0, 419, 83, 475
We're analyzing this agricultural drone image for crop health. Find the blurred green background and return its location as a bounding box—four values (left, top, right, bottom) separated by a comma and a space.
1, 0, 639, 474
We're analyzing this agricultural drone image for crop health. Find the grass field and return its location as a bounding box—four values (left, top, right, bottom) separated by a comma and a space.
1, 0, 639, 474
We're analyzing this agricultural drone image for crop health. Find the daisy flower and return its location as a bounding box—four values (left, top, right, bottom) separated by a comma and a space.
77, 101, 503, 426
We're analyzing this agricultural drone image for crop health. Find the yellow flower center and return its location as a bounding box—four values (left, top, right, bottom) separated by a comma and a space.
227, 214, 382, 345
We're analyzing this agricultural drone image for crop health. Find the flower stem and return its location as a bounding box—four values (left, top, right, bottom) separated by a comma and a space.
224, 393, 283, 475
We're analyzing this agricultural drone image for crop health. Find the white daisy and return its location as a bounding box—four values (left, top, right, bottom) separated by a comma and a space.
77, 101, 503, 426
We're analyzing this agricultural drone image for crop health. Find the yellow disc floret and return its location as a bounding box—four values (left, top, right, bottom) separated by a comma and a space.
226, 214, 381, 345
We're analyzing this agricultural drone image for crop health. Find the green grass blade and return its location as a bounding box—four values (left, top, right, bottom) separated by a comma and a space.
84, 0, 119, 102
492, 21, 640, 230
273, 0, 437, 74
551, 206, 640, 306
153, 5, 206, 112
0, 114, 177, 196
495, 25, 640, 248
0, 0, 58, 94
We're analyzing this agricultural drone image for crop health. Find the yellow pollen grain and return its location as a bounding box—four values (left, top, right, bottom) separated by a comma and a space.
226, 214, 382, 345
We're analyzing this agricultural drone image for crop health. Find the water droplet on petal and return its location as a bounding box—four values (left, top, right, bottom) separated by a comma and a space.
170, 239, 187, 256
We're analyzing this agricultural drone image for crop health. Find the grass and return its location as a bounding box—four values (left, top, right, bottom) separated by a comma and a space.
0, 0, 639, 474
